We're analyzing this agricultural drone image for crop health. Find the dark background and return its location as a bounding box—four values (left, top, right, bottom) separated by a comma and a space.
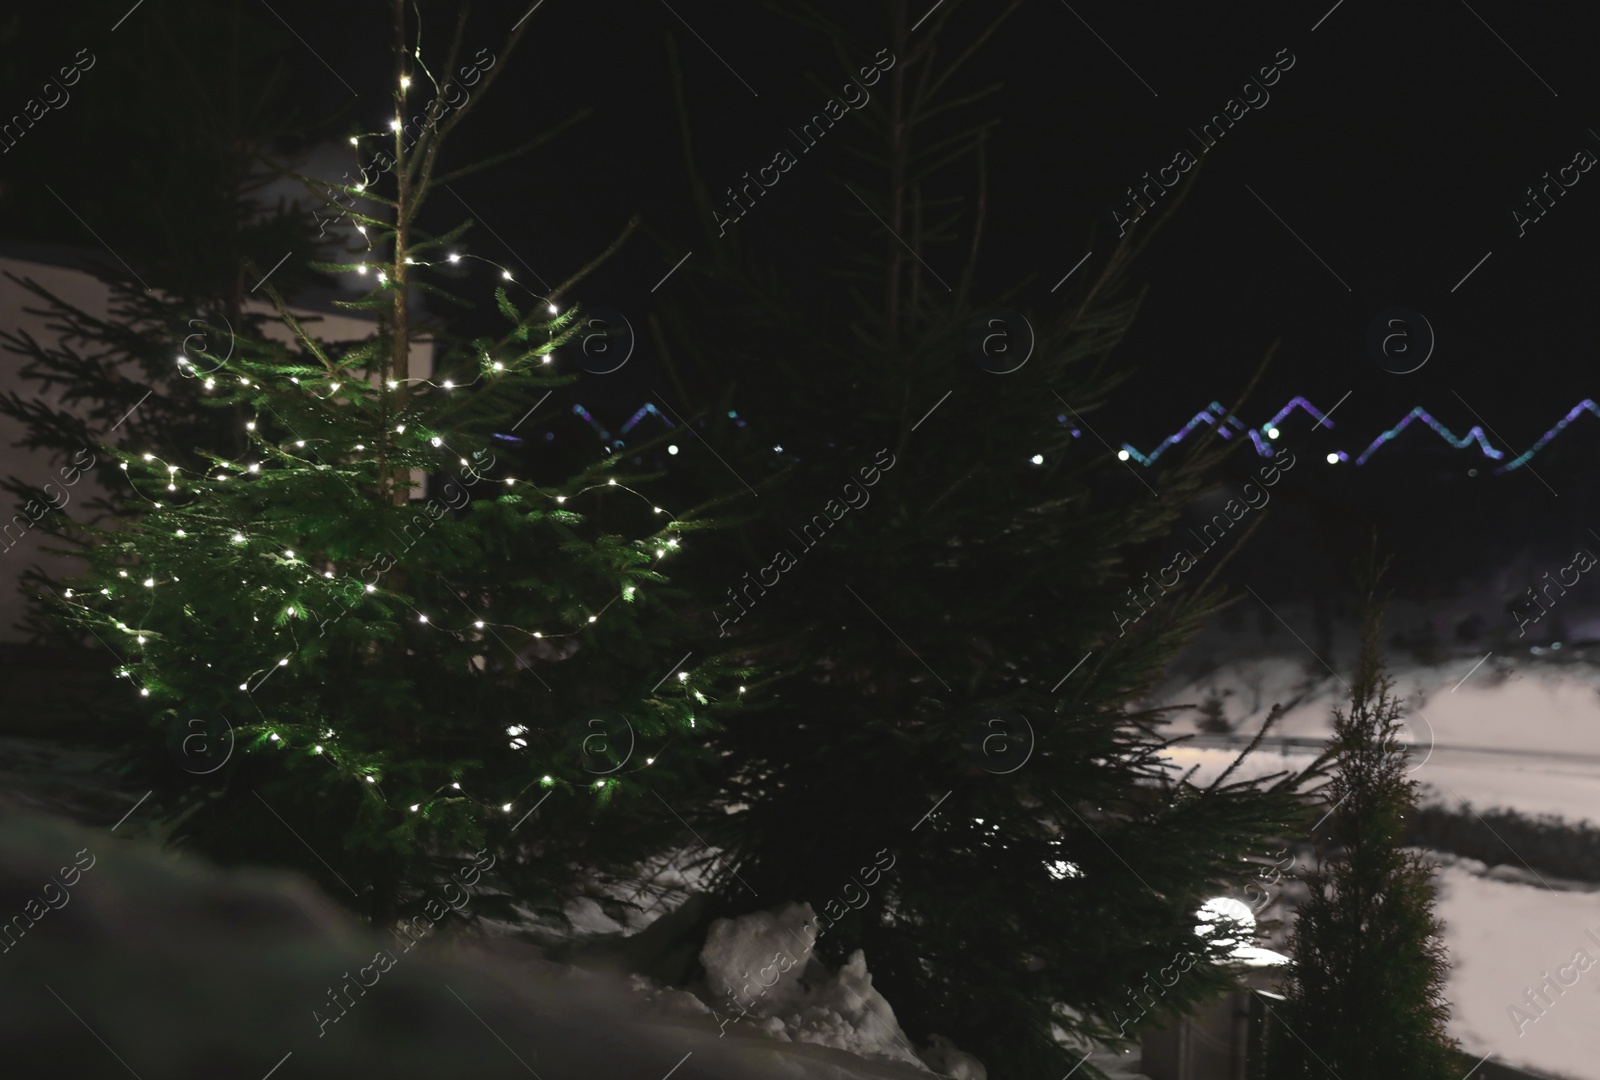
3, 0, 1599, 622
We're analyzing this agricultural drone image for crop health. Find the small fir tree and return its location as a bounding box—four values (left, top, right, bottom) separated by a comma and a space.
1257, 539, 1459, 1078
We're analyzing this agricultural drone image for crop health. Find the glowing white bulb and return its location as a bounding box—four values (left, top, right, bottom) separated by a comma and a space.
502, 803, 513, 813
1030, 454, 1044, 465
646, 757, 654, 765
296, 440, 305, 447
136, 635, 145, 644
504, 478, 515, 485
175, 530, 185, 537
608, 478, 617, 486
678, 672, 689, 681
396, 424, 406, 433
365, 584, 376, 593
246, 422, 256, 430
350, 136, 359, 145
387, 380, 398, 389
506, 726, 525, 736
667, 445, 679, 455
1117, 450, 1131, 461
120, 463, 128, 470
354, 184, 364, 193
652, 507, 662, 515
492, 361, 503, 371
541, 775, 552, 783
555, 496, 566, 503
269, 733, 279, 741
452, 782, 461, 789
656, 548, 665, 557
739, 686, 746, 693
248, 463, 259, 473
240, 377, 250, 386
460, 458, 469, 467
502, 270, 512, 280
285, 550, 294, 558
588, 615, 597, 623
475, 620, 485, 628
448, 253, 460, 263
400, 76, 411, 90
410, 803, 419, 812
232, 533, 246, 543
431, 437, 442, 447
239, 683, 248, 690
533, 632, 542, 638
390, 118, 401, 131
358, 264, 368, 275
167, 484, 176, 491
205, 378, 215, 389
143, 578, 154, 587
365, 775, 376, 783
1267, 427, 1280, 439
1326, 453, 1339, 464
140, 688, 150, 697
355, 444, 365, 451
540, 355, 551, 364
330, 383, 340, 392
594, 781, 604, 788
547, 304, 558, 314
419, 614, 429, 623
443, 380, 454, 389
314, 745, 323, 753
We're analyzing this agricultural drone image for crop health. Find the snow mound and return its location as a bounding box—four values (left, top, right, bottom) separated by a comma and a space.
700, 903, 985, 1078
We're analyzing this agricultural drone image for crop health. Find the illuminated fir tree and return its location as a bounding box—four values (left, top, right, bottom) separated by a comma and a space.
51, 1, 746, 927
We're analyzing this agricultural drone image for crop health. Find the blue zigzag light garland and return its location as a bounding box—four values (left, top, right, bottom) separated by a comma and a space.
1118, 397, 1600, 475
497, 395, 1598, 476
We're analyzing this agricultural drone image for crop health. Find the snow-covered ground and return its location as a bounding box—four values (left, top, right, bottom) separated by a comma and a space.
1434, 857, 1600, 1080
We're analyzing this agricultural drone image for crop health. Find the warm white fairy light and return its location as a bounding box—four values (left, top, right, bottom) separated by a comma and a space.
448, 253, 460, 263
588, 615, 597, 623
390, 118, 401, 131
205, 378, 215, 389
492, 361, 503, 371
365, 774, 376, 783
418, 614, 428, 623
504, 478, 515, 486
246, 422, 256, 430
502, 270, 511, 280
232, 533, 246, 543
358, 264, 368, 275
140, 688, 150, 696
555, 496, 566, 503
248, 463, 259, 473
314, 744, 323, 752
349, 136, 359, 145
502, 803, 512, 813
451, 782, 461, 789
136, 635, 145, 644
386, 380, 397, 389
474, 620, 485, 628
365, 584, 376, 593
409, 803, 419, 812
667, 445, 679, 455
269, 733, 279, 741
443, 380, 454, 389
431, 437, 442, 447
175, 530, 185, 537
677, 672, 688, 681
296, 440, 305, 447
396, 424, 406, 433
143, 578, 154, 587
547, 303, 558, 314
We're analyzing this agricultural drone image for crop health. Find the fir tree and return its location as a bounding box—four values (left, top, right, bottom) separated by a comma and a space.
1257, 539, 1459, 1078
46, 0, 747, 929
651, 2, 1317, 1075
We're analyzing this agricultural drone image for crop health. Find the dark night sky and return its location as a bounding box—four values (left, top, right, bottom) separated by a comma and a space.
236, 0, 1600, 459
6, 0, 1600, 596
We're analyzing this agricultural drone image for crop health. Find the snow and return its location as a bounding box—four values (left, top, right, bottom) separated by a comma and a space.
698, 902, 986, 1078
1432, 858, 1600, 1079
1148, 648, 1600, 825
